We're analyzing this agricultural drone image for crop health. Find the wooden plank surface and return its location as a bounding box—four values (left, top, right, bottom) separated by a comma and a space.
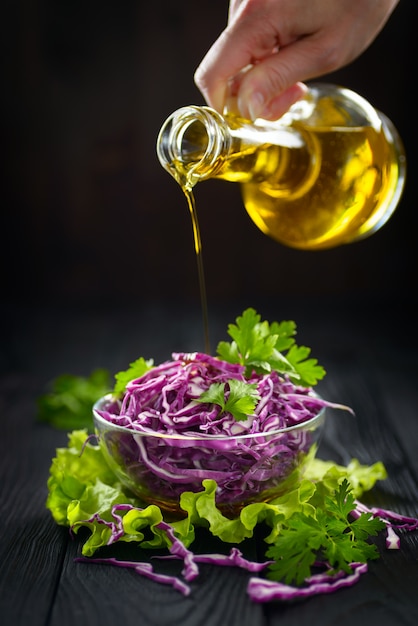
1, 297, 417, 626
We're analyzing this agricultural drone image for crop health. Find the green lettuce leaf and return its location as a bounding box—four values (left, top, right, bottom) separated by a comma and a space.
46, 431, 387, 557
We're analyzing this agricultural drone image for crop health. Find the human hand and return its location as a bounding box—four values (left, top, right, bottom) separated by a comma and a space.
194, 0, 399, 120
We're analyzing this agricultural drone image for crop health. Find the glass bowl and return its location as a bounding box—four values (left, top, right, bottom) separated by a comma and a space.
93, 394, 326, 518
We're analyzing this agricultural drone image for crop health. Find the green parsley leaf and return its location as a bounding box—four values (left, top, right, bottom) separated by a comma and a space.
285, 345, 326, 387
216, 308, 326, 387
113, 357, 154, 396
217, 308, 280, 373
266, 478, 386, 585
37, 369, 111, 431
197, 379, 260, 421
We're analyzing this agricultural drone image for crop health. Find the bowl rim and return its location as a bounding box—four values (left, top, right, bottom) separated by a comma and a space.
93, 393, 326, 442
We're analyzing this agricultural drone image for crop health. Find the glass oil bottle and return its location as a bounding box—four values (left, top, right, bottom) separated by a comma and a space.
157, 83, 406, 250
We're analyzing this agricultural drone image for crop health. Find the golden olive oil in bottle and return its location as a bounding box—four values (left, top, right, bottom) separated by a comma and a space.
157, 83, 406, 250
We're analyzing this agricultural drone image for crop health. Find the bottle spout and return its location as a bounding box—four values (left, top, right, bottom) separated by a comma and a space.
157, 106, 230, 189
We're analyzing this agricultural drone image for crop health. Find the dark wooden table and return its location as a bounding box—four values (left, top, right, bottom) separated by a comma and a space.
1, 295, 417, 626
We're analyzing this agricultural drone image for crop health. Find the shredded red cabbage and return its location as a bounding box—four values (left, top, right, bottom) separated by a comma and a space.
95, 352, 344, 511
247, 562, 369, 602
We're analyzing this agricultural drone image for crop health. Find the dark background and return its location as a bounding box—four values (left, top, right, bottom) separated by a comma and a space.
2, 1, 415, 312
2, 7, 418, 625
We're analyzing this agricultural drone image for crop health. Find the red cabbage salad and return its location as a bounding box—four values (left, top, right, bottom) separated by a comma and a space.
94, 350, 346, 512
45, 308, 418, 602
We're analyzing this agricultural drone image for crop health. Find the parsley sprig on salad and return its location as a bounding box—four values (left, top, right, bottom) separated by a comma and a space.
216, 307, 325, 386
197, 379, 261, 422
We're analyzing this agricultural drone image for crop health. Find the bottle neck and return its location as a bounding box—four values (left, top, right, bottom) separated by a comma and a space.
157, 106, 231, 190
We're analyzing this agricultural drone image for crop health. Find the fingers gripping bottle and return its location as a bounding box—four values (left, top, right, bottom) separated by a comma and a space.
157, 83, 406, 250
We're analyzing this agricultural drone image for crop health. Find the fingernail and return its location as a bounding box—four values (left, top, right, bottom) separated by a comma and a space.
239, 91, 265, 120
